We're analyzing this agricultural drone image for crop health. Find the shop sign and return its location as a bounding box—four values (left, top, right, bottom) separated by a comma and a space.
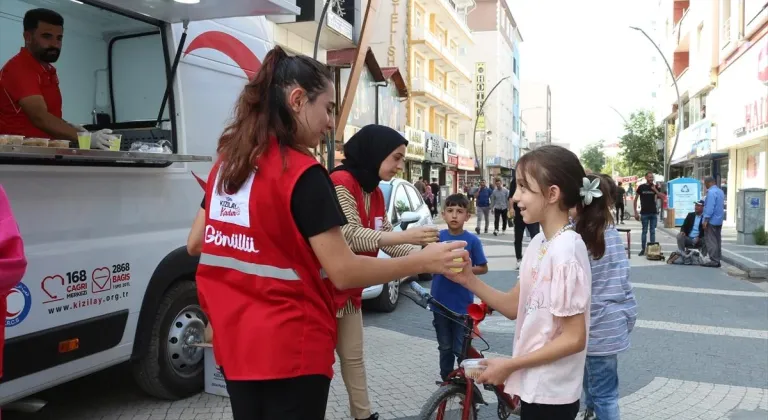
424, 132, 445, 163
686, 119, 713, 159
404, 126, 426, 161
457, 146, 474, 171
444, 141, 458, 166
486, 156, 504, 167
733, 35, 768, 139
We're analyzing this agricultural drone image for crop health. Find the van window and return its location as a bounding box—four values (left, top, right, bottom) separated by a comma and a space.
392, 185, 412, 224
0, 0, 174, 166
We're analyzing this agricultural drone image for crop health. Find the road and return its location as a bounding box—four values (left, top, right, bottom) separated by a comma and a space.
4, 221, 768, 420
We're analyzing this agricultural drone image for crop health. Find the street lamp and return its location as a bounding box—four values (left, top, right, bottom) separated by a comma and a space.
608, 105, 629, 126
629, 25, 682, 184
472, 76, 510, 181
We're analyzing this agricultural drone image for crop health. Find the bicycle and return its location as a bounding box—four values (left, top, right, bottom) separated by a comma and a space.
405, 282, 521, 420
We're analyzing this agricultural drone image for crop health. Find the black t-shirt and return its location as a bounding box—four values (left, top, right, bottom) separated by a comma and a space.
636, 184, 657, 214
200, 165, 347, 239
615, 187, 626, 205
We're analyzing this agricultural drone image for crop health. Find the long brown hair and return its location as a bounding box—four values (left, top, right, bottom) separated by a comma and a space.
216, 46, 333, 195
515, 145, 608, 258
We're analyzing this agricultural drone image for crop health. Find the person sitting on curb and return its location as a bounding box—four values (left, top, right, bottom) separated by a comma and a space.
677, 200, 705, 254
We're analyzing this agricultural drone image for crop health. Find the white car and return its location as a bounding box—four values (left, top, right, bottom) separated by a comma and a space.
362, 178, 434, 312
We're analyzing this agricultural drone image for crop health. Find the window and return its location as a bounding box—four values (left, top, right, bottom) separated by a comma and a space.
415, 10, 423, 28
437, 117, 446, 137
450, 41, 458, 56
449, 121, 458, 140
0, 0, 179, 167
415, 107, 424, 130
438, 30, 446, 46
722, 0, 732, 45
392, 186, 413, 223
449, 81, 458, 97
404, 185, 423, 210
436, 72, 445, 90
415, 59, 422, 80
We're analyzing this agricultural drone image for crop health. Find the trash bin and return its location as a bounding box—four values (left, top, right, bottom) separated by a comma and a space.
736, 188, 766, 245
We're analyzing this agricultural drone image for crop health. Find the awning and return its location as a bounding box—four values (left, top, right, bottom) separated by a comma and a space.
91, 0, 300, 23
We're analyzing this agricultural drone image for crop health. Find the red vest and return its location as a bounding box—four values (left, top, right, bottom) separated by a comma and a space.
329, 170, 386, 310
197, 140, 337, 380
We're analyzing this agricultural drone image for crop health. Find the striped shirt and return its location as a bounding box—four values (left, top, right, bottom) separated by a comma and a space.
587, 226, 638, 356
334, 185, 414, 317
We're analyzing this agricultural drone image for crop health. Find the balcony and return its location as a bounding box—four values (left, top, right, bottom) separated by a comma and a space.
271, 0, 356, 50
672, 7, 691, 52
417, 0, 473, 44
410, 27, 472, 81
411, 77, 472, 119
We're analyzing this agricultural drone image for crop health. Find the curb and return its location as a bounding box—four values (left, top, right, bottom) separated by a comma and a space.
657, 226, 768, 279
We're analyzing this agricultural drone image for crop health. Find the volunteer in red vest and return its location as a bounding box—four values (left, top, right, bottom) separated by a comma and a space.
196, 46, 468, 420
0, 8, 114, 148
330, 125, 440, 420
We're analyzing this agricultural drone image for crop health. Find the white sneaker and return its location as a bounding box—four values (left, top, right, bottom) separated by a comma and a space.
516, 260, 521, 270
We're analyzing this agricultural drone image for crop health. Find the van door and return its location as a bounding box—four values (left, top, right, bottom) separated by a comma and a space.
91, 0, 299, 22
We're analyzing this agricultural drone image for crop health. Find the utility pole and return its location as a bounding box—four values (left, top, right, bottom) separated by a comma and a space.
472, 76, 510, 182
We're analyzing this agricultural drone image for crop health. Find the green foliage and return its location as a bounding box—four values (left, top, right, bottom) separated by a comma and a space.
619, 110, 664, 176
580, 142, 606, 174
753, 226, 768, 246
601, 156, 631, 177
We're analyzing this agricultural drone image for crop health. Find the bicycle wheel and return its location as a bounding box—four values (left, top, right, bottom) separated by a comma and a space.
418, 384, 478, 420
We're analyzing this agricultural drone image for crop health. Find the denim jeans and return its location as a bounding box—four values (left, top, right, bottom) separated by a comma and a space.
433, 312, 465, 381
640, 214, 657, 250
583, 355, 621, 420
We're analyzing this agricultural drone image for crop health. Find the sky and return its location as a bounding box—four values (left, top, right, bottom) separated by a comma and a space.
508, 0, 661, 155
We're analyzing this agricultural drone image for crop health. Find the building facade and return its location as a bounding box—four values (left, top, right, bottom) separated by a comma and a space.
369, 0, 476, 193
463, 0, 523, 184
656, 0, 767, 225
520, 81, 552, 149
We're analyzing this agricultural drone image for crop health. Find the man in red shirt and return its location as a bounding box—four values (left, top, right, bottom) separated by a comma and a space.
0, 8, 113, 148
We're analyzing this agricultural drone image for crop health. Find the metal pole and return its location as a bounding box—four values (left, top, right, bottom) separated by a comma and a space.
313, 0, 334, 168
472, 76, 510, 183
630, 26, 681, 184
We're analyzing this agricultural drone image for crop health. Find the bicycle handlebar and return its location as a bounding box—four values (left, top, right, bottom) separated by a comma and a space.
409, 282, 465, 320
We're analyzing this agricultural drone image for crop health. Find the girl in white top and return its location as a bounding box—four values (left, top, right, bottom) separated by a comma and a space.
447, 145, 608, 420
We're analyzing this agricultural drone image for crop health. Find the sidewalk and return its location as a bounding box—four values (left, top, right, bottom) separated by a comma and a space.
658, 223, 768, 279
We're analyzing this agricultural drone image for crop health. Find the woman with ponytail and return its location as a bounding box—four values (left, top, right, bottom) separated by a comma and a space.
195, 47, 468, 420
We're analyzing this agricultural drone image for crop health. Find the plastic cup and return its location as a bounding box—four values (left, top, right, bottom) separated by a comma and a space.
108, 134, 122, 151
444, 240, 465, 273
460, 359, 486, 380
77, 132, 91, 149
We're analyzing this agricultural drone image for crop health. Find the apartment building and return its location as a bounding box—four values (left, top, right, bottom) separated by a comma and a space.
464, 0, 523, 184
520, 81, 552, 150
656, 0, 768, 225
370, 0, 476, 192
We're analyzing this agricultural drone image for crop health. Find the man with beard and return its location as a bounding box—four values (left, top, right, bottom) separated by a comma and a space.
0, 9, 114, 148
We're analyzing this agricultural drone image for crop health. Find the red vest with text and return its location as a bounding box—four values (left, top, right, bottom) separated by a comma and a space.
329, 170, 386, 310
196, 140, 337, 380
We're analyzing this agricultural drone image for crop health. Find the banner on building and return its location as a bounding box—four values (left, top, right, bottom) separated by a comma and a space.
475, 62, 486, 131
404, 126, 426, 161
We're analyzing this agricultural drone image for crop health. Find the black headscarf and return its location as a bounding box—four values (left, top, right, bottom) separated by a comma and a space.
332, 124, 408, 193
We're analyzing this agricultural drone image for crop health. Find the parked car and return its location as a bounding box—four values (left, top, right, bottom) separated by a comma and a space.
362, 178, 434, 312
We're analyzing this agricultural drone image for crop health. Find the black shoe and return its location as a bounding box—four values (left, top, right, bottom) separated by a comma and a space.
703, 262, 722, 268
475, 227, 480, 234
356, 414, 379, 420
484, 229, 488, 234
638, 249, 645, 256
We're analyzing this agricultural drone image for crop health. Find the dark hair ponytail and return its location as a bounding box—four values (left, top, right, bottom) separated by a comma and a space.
575, 174, 613, 259
514, 145, 608, 258
216, 46, 333, 195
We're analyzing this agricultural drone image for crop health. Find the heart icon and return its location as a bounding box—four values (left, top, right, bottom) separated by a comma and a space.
91, 267, 112, 293
41, 275, 65, 303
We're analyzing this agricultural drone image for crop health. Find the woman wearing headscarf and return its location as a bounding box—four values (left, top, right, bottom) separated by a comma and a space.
330, 125, 440, 420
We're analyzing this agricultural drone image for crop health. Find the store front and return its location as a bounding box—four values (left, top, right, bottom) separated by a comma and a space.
404, 126, 426, 183
424, 132, 446, 187
715, 29, 768, 225
457, 146, 475, 191
444, 141, 459, 194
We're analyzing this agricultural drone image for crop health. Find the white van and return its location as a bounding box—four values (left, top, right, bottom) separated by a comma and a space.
0, 0, 299, 404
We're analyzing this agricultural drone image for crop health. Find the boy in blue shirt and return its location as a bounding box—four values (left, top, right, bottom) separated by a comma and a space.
430, 194, 488, 381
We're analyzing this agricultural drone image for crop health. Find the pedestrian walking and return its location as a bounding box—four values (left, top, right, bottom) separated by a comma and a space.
430, 178, 440, 213
634, 172, 661, 256
414, 176, 427, 195
0, 185, 28, 393
474, 179, 492, 234
701, 176, 724, 267
445, 145, 599, 420
491, 177, 509, 236
614, 181, 626, 224
577, 175, 637, 420
509, 176, 540, 270
194, 47, 468, 420
330, 125, 440, 420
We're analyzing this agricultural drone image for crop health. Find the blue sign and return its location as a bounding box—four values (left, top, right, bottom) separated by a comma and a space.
668, 178, 702, 226
6, 282, 32, 327
749, 197, 761, 208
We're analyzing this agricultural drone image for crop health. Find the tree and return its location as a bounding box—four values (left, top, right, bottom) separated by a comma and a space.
601, 156, 630, 177
580, 142, 606, 174
619, 110, 664, 176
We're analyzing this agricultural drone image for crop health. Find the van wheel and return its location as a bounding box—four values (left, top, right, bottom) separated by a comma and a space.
132, 281, 207, 399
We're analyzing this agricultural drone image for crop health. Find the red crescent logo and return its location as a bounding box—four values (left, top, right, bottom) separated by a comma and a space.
184, 31, 262, 80
6, 289, 20, 317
